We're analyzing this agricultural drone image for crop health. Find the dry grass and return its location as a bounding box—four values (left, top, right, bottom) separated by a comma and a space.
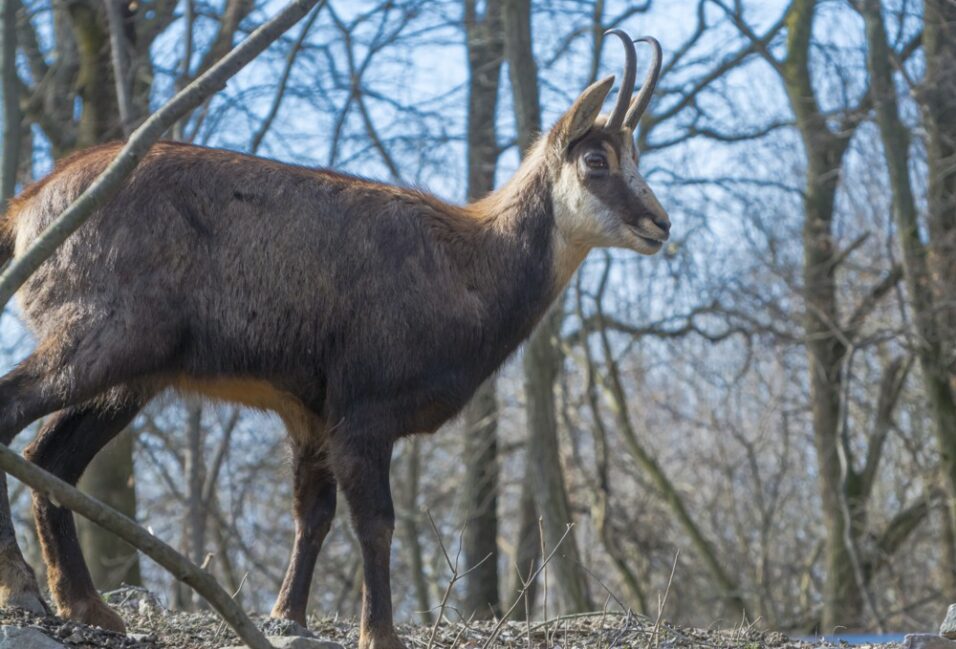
0, 592, 901, 649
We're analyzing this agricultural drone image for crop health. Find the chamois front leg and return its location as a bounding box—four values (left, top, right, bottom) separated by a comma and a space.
329, 429, 403, 649
271, 439, 337, 627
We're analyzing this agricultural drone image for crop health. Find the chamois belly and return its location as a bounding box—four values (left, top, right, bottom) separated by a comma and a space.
169, 375, 316, 444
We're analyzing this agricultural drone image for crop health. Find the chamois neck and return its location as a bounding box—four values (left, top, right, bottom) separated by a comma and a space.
467, 138, 589, 295
450, 139, 588, 367
467, 139, 553, 227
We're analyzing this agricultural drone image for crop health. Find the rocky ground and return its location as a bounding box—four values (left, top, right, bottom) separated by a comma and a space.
0, 588, 907, 648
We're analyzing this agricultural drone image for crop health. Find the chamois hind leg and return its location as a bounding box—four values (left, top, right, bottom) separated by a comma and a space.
271, 422, 336, 627
0, 354, 102, 615
329, 425, 403, 649
23, 389, 147, 633
0, 433, 46, 615
0, 316, 179, 615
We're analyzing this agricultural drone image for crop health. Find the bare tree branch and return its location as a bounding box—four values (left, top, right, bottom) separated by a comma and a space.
249, 1, 324, 154
0, 443, 275, 649
0, 0, 322, 311
192, 0, 254, 80
845, 264, 905, 337
104, 0, 134, 135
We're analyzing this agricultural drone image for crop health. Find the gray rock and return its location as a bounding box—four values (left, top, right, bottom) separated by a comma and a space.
221, 635, 343, 649
904, 633, 956, 649
269, 638, 344, 649
942, 603, 956, 639
102, 585, 166, 614
259, 618, 315, 638
2, 591, 47, 615
0, 626, 66, 649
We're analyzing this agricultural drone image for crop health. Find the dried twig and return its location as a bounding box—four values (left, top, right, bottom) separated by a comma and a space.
425, 511, 492, 649
481, 524, 576, 649
538, 517, 550, 646
650, 549, 679, 649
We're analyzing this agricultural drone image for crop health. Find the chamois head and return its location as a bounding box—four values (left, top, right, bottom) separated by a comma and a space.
546, 31, 669, 256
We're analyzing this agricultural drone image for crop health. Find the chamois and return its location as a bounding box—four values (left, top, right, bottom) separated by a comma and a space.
0, 31, 668, 649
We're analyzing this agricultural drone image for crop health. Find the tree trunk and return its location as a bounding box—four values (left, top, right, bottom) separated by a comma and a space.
922, 0, 956, 364
68, 0, 122, 147
781, 0, 861, 631
923, 6, 956, 599
523, 306, 591, 613
943, 506, 956, 599
461, 0, 503, 619
802, 154, 860, 633
502, 0, 541, 619
508, 477, 540, 620
504, 0, 591, 614
864, 0, 956, 604
398, 437, 431, 623
502, 0, 539, 154
183, 402, 208, 610
462, 379, 501, 618
77, 430, 142, 589
0, 0, 20, 210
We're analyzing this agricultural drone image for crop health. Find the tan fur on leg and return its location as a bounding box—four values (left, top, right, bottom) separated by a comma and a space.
0, 548, 47, 615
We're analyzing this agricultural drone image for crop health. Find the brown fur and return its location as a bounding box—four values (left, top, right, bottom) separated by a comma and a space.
0, 67, 669, 648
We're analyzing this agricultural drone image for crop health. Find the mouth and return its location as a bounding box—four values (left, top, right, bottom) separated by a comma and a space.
627, 224, 665, 249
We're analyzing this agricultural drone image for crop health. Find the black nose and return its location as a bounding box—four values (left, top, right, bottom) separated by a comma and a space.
652, 214, 670, 236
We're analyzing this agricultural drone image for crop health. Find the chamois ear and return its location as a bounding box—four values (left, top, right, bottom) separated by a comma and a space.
551, 75, 614, 148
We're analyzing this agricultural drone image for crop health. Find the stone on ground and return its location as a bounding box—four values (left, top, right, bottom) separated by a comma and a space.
259, 618, 314, 638
221, 636, 343, 649
905, 633, 956, 649
941, 603, 956, 639
0, 625, 65, 649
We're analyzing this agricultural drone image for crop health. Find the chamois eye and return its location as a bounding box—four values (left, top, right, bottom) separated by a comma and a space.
584, 153, 608, 171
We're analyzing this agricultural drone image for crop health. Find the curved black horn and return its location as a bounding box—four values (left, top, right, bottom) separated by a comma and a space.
603, 29, 636, 132
624, 36, 662, 130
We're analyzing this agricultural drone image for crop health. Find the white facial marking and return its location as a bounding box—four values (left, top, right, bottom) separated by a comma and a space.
548, 130, 669, 289
552, 161, 617, 248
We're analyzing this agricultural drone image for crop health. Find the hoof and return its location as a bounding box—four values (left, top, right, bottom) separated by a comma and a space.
269, 603, 307, 628
60, 597, 126, 633
360, 631, 406, 649
0, 555, 49, 615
